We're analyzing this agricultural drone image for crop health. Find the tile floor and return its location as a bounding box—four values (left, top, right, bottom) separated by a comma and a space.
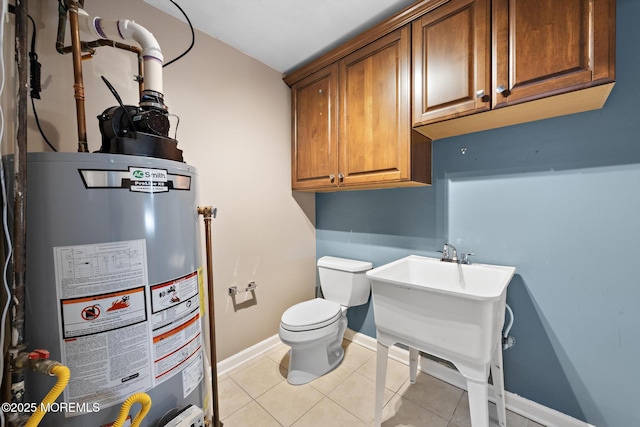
218, 339, 545, 427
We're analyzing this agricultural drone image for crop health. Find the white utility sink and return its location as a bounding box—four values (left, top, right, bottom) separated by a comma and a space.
367, 255, 516, 427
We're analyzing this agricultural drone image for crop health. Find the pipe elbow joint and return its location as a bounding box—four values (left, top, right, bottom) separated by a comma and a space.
75, 8, 166, 103
118, 20, 163, 63
77, 9, 163, 63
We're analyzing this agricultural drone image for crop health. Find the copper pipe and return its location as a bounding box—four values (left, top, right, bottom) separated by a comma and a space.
67, 0, 88, 152
56, 5, 145, 102
197, 206, 222, 427
58, 39, 142, 56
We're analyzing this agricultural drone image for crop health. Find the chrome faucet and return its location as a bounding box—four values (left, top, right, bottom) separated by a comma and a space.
440, 243, 458, 263
440, 243, 475, 264
460, 252, 475, 265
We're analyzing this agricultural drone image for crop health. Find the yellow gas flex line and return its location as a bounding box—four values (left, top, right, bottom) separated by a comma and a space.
24, 364, 70, 427
112, 392, 152, 427
20, 361, 151, 427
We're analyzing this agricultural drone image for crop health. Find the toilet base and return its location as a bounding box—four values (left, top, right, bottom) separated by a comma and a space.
280, 316, 348, 385
287, 342, 344, 385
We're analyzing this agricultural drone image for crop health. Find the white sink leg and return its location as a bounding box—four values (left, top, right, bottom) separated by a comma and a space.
374, 341, 389, 427
409, 347, 418, 384
491, 343, 507, 427
467, 379, 489, 427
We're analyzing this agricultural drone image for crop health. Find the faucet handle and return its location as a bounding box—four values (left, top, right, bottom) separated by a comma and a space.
439, 243, 458, 262
445, 243, 458, 259
461, 253, 475, 264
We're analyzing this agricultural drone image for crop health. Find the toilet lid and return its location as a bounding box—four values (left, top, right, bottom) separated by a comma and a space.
281, 298, 342, 332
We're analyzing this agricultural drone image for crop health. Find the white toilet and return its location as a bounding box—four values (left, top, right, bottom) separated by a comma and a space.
279, 256, 372, 385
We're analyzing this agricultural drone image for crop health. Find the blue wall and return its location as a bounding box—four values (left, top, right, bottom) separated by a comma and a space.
316, 1, 640, 426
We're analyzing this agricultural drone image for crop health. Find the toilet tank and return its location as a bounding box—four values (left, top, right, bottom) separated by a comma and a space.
318, 256, 372, 307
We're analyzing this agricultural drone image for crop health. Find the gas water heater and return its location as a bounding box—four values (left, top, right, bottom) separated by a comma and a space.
7, 152, 209, 426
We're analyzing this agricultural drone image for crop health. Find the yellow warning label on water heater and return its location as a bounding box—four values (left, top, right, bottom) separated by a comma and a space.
198, 267, 205, 317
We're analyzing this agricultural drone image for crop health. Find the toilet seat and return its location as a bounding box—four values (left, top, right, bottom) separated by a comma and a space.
281, 298, 342, 332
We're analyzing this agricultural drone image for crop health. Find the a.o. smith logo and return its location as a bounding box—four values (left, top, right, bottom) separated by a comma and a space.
129, 167, 168, 193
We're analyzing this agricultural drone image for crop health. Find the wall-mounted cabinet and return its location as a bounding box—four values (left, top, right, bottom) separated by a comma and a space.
491, 0, 615, 109
414, 0, 616, 138
286, 0, 615, 191
412, 0, 491, 125
290, 64, 339, 191
291, 27, 431, 191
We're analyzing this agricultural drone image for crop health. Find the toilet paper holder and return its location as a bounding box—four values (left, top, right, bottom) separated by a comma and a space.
228, 281, 257, 296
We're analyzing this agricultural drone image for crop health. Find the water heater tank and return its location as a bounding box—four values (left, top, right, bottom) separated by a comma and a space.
6, 152, 209, 426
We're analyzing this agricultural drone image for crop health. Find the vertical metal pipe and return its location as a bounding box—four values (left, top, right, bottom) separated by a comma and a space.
197, 206, 222, 427
56, 1, 68, 54
137, 55, 145, 99
67, 0, 89, 152
7, 0, 29, 425
56, 1, 144, 100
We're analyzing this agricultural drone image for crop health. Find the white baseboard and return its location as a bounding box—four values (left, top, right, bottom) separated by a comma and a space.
216, 334, 282, 376
217, 329, 596, 427
345, 329, 596, 427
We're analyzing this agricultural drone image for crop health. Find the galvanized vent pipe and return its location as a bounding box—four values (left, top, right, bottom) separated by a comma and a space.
6, 0, 30, 424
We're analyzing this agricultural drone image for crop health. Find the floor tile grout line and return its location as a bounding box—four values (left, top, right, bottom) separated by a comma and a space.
450, 390, 467, 424
228, 351, 344, 427
325, 392, 374, 425
307, 365, 355, 396
218, 376, 255, 422
389, 389, 453, 426
310, 367, 363, 425
222, 363, 289, 423
288, 395, 332, 427
228, 348, 416, 426
252, 394, 286, 427
218, 341, 540, 427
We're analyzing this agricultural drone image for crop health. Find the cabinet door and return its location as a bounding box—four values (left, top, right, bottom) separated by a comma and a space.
492, 0, 615, 108
339, 26, 411, 187
291, 64, 339, 190
413, 0, 491, 126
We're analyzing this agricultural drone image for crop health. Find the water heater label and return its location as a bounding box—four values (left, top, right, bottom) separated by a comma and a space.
150, 271, 203, 387
129, 167, 169, 193
53, 239, 154, 415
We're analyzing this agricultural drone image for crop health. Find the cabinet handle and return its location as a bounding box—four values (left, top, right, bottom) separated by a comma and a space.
338, 173, 344, 182
496, 85, 511, 98
329, 174, 335, 182
476, 89, 490, 103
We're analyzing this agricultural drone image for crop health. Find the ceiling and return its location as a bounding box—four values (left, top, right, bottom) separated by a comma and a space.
143, 0, 418, 75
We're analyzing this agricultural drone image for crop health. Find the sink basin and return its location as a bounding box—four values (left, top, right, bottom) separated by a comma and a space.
366, 255, 515, 371
368, 255, 516, 427
367, 255, 516, 427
